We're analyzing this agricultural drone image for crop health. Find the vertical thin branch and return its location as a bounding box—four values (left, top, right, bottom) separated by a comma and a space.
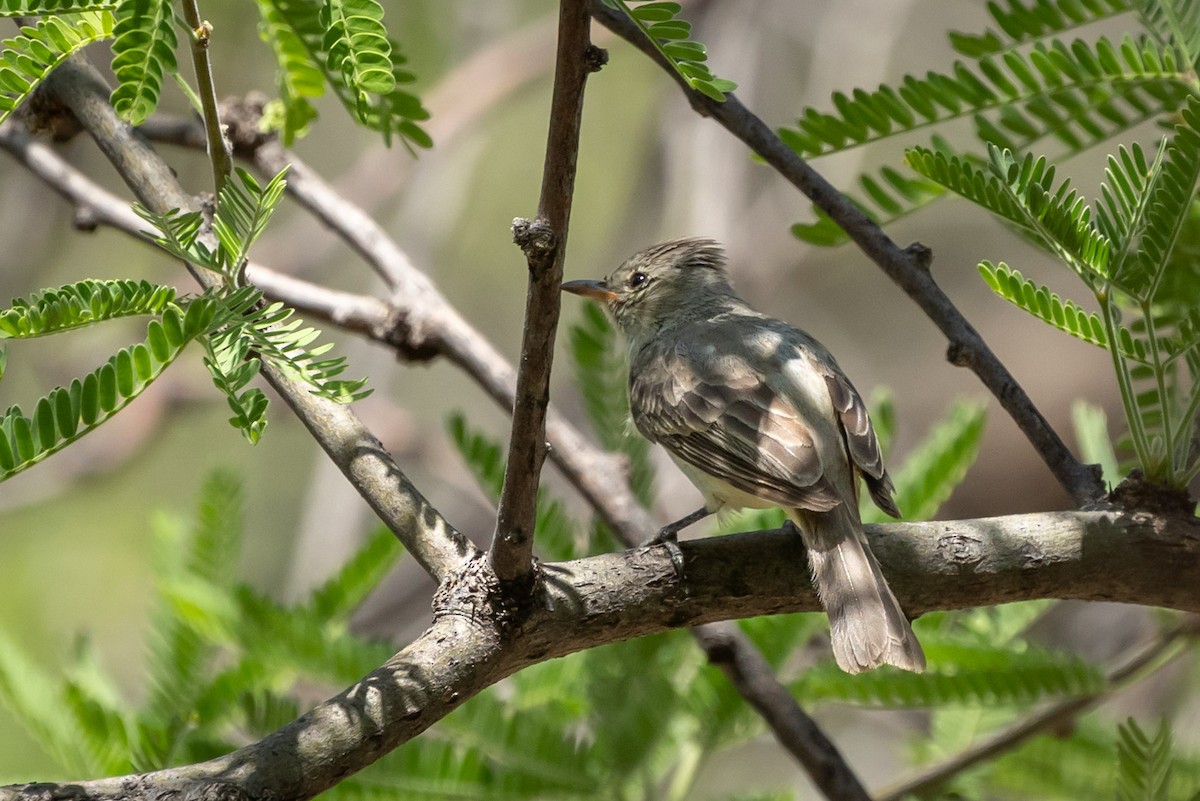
491, 0, 604, 583
177, 0, 232, 194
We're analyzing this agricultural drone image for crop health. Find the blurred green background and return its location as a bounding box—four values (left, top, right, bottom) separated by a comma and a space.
0, 0, 1173, 790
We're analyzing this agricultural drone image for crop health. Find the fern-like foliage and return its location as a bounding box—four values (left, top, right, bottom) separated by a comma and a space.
791, 639, 1102, 707
319, 0, 394, 98
978, 260, 1146, 360
949, 0, 1133, 57
788, 0, 1199, 245
197, 287, 370, 443
0, 0, 114, 14
0, 12, 114, 127
568, 301, 656, 508
0, 473, 407, 776
255, 0, 323, 144
446, 413, 582, 561
910, 94, 1200, 485
256, 0, 429, 148
0, 288, 217, 481
108, 0, 177, 125
0, 279, 176, 339
865, 399, 987, 524
137, 167, 289, 281
134, 167, 369, 442
1118, 718, 1177, 801
601, 0, 737, 101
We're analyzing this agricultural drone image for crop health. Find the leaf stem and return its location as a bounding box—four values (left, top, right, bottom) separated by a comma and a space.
1140, 298, 1175, 480
1100, 291, 1153, 477
177, 0, 231, 195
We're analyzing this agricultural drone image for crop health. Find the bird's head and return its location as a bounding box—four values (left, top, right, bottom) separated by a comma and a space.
561, 238, 736, 342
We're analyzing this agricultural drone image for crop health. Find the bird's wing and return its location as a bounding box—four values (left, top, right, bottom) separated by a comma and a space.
630, 332, 842, 512
816, 359, 901, 519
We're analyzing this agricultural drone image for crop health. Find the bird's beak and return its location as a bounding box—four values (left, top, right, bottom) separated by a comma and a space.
561, 279, 619, 302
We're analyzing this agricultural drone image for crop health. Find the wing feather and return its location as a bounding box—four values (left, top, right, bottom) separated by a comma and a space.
630, 331, 841, 512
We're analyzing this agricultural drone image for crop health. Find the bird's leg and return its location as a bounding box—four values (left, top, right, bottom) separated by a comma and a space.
644, 506, 712, 546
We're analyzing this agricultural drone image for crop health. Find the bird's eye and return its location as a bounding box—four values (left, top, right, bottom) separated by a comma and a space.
628, 271, 649, 289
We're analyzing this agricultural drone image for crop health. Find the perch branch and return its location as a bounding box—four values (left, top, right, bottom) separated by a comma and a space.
2, 509, 1199, 801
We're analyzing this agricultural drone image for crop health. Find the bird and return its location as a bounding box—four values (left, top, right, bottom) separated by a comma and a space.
561, 237, 925, 674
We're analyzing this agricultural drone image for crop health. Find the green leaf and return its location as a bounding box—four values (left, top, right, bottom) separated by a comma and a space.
0, 286, 204, 483
977, 261, 1147, 359
1, 0, 116, 15
260, 0, 429, 148
0, 13, 115, 126
863, 399, 986, 524
784, 38, 1191, 161
949, 0, 1132, 57
1117, 718, 1175, 801
792, 637, 1103, 707
1072, 400, 1122, 485
308, 526, 403, 620
907, 145, 1113, 283
211, 166, 290, 275
256, 0, 324, 144
0, 628, 91, 775
568, 301, 656, 508
610, 0, 737, 101
109, 0, 178, 125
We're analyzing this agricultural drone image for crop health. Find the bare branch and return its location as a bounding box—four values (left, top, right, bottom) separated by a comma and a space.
876, 620, 1198, 801
492, 0, 605, 583
1, 508, 1198, 801
177, 0, 232, 194
588, 1, 1106, 508
34, 56, 477, 582
692, 622, 873, 801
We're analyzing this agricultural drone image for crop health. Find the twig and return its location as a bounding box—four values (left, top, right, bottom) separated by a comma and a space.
177, 0, 231, 194
492, 0, 604, 583
588, 0, 1106, 508
877, 621, 1198, 801
692, 623, 874, 801
36, 56, 476, 582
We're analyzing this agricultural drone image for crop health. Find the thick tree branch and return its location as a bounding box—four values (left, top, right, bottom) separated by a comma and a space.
493, 0, 603, 583
36, 57, 477, 582
588, 1, 1106, 508
2, 508, 1198, 801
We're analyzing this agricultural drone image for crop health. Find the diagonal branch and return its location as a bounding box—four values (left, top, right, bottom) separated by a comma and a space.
34, 57, 477, 582
492, 0, 604, 583
588, 0, 1106, 508
876, 620, 1198, 801
691, 623, 873, 801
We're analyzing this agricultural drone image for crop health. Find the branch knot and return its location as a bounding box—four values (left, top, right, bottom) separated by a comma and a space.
511, 217, 557, 270
583, 45, 608, 73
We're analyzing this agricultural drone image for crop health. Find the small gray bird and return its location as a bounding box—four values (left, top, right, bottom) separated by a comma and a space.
562, 238, 925, 674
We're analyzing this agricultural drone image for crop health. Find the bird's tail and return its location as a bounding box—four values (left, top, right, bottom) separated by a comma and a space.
788, 506, 925, 674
